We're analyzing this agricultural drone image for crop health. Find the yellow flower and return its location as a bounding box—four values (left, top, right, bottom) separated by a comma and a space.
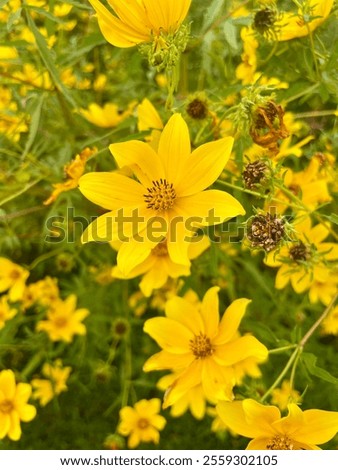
264, 218, 338, 294
117, 398, 166, 448
44, 147, 95, 205
0, 296, 17, 330
271, 380, 301, 411
309, 273, 338, 306
0, 369, 36, 441
276, 0, 334, 42
217, 399, 338, 449
0, 258, 29, 302
111, 236, 210, 297
143, 287, 268, 408
36, 294, 89, 342
157, 372, 208, 419
88, 0, 191, 48
80, 101, 136, 128
22, 276, 60, 309
31, 360, 72, 407
79, 113, 245, 272
236, 27, 258, 85
321, 306, 338, 336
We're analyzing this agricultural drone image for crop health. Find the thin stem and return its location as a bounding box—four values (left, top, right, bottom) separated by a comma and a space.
0, 178, 42, 207
283, 83, 319, 104
268, 345, 297, 355
26, 247, 66, 271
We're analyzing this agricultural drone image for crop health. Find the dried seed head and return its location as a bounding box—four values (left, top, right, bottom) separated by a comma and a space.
253, 8, 277, 36
186, 98, 209, 120
243, 160, 269, 189
247, 213, 285, 252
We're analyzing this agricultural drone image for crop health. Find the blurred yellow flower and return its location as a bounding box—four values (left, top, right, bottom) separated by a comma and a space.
88, 0, 191, 48
44, 147, 96, 205
31, 360, 72, 406
264, 218, 338, 294
80, 101, 136, 128
236, 27, 258, 85
117, 398, 166, 448
276, 0, 334, 42
143, 287, 268, 408
0, 296, 17, 330
111, 236, 210, 297
0, 258, 29, 302
308, 272, 338, 306
0, 369, 36, 441
217, 399, 338, 449
321, 306, 338, 336
36, 294, 89, 342
271, 380, 301, 411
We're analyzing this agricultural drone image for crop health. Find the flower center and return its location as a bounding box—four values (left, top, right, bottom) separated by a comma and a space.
190, 333, 214, 359
10, 269, 21, 280
0, 399, 14, 414
151, 240, 168, 257
54, 316, 68, 328
266, 434, 294, 450
144, 179, 176, 212
137, 418, 150, 430
289, 241, 311, 263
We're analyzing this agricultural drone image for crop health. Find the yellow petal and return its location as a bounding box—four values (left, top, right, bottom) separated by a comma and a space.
157, 114, 191, 187
318, 243, 338, 260
116, 238, 156, 276
139, 260, 170, 296
163, 360, 202, 409
176, 137, 234, 197
200, 287, 220, 339
217, 400, 258, 438
201, 359, 235, 402
292, 407, 338, 445
143, 350, 193, 371
79, 172, 144, 210
0, 370, 16, 399
242, 399, 281, 436
246, 437, 271, 450
214, 335, 268, 366
107, 0, 150, 33
109, 140, 165, 187
165, 296, 205, 335
145, 0, 191, 33
214, 299, 251, 345
143, 317, 193, 353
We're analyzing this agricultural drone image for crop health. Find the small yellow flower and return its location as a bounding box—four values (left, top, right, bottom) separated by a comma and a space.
80, 101, 136, 128
117, 398, 166, 449
0, 258, 29, 302
143, 287, 268, 408
88, 0, 191, 48
264, 218, 338, 294
217, 399, 338, 449
111, 236, 210, 297
321, 306, 338, 336
308, 273, 338, 306
0, 296, 17, 330
79, 113, 245, 271
0, 369, 36, 441
31, 360, 72, 406
276, 0, 334, 42
22, 276, 60, 309
36, 294, 89, 343
271, 380, 302, 411
44, 147, 95, 205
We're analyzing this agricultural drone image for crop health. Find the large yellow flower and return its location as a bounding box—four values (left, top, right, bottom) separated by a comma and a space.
117, 398, 166, 448
217, 399, 338, 450
79, 113, 245, 273
143, 287, 268, 408
0, 369, 36, 441
0, 258, 29, 302
88, 0, 192, 48
36, 295, 89, 343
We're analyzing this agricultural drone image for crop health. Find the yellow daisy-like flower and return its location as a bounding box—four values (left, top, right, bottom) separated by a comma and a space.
217, 399, 338, 450
309, 273, 338, 307
264, 218, 338, 293
111, 236, 210, 297
143, 287, 268, 408
79, 113, 245, 273
276, 0, 334, 42
88, 0, 191, 48
321, 306, 338, 336
271, 380, 302, 411
117, 398, 166, 449
0, 296, 17, 330
31, 360, 72, 407
22, 276, 60, 309
36, 294, 89, 343
0, 369, 36, 441
44, 147, 95, 205
0, 258, 29, 302
80, 101, 136, 128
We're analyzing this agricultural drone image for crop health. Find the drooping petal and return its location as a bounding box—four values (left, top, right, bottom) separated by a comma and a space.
201, 359, 235, 402
157, 114, 191, 187
143, 317, 193, 353
163, 360, 202, 409
116, 237, 156, 276
176, 137, 234, 196
165, 296, 205, 335
214, 299, 251, 345
214, 335, 268, 366
109, 140, 165, 187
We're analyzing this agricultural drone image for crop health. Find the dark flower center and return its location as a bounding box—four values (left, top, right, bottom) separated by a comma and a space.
144, 179, 176, 212
190, 333, 214, 358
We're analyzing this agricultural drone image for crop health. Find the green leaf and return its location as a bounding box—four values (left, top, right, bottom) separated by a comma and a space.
0, 0, 10, 9
7, 7, 22, 32
301, 353, 338, 385
21, 93, 45, 160
223, 20, 239, 51
320, 213, 338, 225
24, 11, 77, 109
202, 0, 225, 33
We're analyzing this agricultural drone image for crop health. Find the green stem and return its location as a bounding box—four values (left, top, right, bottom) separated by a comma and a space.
0, 178, 42, 207
26, 247, 66, 271
268, 345, 297, 355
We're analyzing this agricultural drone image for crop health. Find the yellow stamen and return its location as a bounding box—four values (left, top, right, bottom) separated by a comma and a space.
190, 333, 214, 358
